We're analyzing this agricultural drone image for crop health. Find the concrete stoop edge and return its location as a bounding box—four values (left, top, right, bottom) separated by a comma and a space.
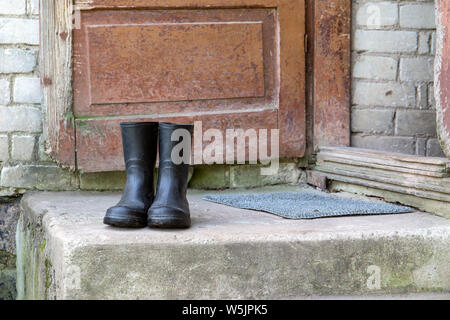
15, 187, 450, 300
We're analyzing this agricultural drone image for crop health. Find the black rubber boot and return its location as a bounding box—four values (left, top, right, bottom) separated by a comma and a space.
104, 122, 158, 228
148, 122, 194, 229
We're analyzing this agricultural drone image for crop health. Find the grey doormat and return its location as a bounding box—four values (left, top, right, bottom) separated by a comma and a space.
202, 192, 414, 219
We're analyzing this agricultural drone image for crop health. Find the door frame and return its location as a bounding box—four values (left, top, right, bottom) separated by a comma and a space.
306, 0, 351, 156
435, 0, 450, 157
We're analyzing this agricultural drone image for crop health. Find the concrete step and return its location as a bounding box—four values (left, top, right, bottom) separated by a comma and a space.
16, 186, 450, 300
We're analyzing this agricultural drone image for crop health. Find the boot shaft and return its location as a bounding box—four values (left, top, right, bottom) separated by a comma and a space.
121, 122, 158, 167
155, 122, 194, 202
119, 122, 158, 207
158, 122, 194, 165
148, 122, 194, 229
104, 122, 159, 228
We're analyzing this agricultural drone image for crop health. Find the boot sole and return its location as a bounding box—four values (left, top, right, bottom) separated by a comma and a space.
148, 216, 191, 229
104, 216, 147, 228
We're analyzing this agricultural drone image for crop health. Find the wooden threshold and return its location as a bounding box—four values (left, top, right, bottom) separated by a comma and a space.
312, 147, 450, 219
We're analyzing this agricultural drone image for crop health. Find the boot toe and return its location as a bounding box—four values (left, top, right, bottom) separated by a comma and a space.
104, 206, 148, 228
147, 206, 191, 229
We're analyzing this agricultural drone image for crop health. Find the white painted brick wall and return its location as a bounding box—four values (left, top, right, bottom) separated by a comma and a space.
352, 0, 442, 157
0, 1, 44, 193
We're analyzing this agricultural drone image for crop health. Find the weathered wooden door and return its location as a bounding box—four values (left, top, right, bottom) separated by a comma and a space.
42, 0, 306, 172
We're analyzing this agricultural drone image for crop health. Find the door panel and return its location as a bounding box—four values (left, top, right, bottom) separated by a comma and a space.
76, 110, 278, 172
87, 23, 265, 104
74, 9, 277, 117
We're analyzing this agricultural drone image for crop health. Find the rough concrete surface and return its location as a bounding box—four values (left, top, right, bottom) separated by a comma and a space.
16, 186, 450, 300
0, 198, 19, 300
0, 198, 20, 253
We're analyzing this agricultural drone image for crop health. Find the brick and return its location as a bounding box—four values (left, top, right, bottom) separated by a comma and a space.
353, 81, 415, 107
0, 18, 39, 45
0, 268, 16, 300
428, 84, 435, 108
426, 139, 445, 158
189, 165, 230, 189
306, 170, 328, 190
400, 57, 434, 81
0, 78, 10, 105
431, 31, 436, 55
37, 135, 52, 162
395, 110, 437, 137
15, 190, 450, 299
79, 171, 127, 191
0, 48, 37, 73
351, 135, 416, 155
418, 32, 431, 54
416, 83, 428, 109
416, 137, 427, 156
400, 3, 436, 29
0, 165, 76, 190
354, 30, 417, 53
353, 55, 397, 80
351, 109, 395, 134
0, 106, 41, 132
13, 77, 41, 104
28, 0, 39, 15
11, 135, 35, 161
0, 198, 19, 254
0, 0, 26, 15
0, 135, 8, 162
356, 2, 398, 28
230, 162, 301, 188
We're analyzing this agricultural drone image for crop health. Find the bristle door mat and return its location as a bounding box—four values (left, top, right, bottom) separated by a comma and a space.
202, 192, 414, 219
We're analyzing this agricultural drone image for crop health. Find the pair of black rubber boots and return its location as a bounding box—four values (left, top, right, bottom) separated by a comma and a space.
104, 122, 194, 229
